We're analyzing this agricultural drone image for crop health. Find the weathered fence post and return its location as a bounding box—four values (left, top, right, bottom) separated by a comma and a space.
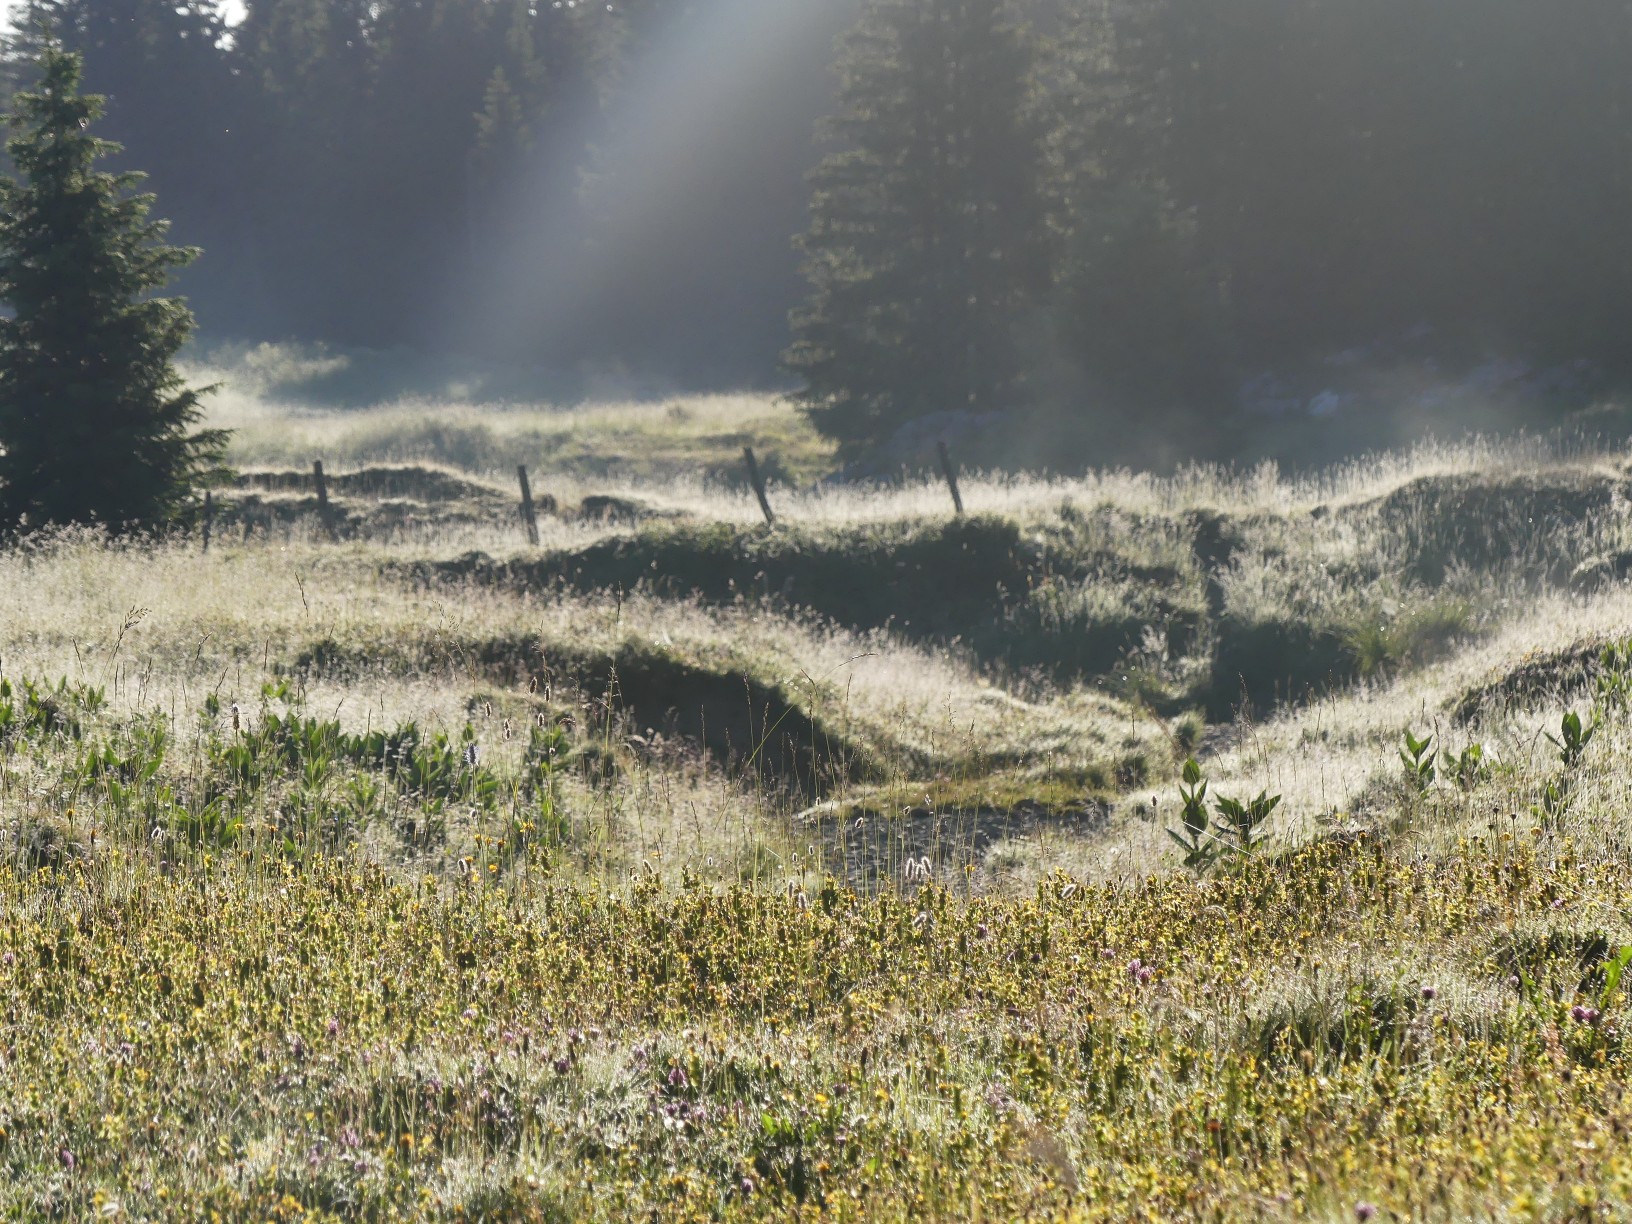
937, 440, 965, 516
743, 447, 775, 526
517, 464, 541, 546
201, 489, 213, 554
313, 459, 338, 541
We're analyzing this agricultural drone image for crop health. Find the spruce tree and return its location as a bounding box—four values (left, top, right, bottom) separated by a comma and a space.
0, 43, 225, 532
784, 0, 1049, 456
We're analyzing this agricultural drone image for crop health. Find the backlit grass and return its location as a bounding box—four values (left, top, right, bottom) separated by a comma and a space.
9, 381, 1632, 1216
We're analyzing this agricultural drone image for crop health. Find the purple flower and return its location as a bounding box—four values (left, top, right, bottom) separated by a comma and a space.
58, 1148, 75, 1171
740, 1178, 755, 1196
326, 1018, 341, 1038
1571, 1005, 1601, 1025
1355, 1204, 1377, 1223
1420, 986, 1436, 1001
667, 1066, 688, 1090
552, 1056, 571, 1075
1137, 966, 1155, 985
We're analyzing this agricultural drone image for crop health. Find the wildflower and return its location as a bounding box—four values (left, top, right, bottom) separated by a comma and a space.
741, 1177, 755, 1196
1420, 986, 1437, 1001
1571, 1005, 1601, 1024
552, 1056, 571, 1074
59, 1148, 75, 1171
974, 923, 990, 940
1354, 1203, 1377, 1222
462, 1007, 478, 1023
1, 951, 12, 967
667, 1066, 688, 1090
463, 742, 481, 768
326, 1018, 340, 1039
1137, 966, 1155, 985
1127, 958, 1143, 979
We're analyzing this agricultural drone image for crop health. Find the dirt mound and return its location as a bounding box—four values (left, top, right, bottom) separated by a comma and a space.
402, 516, 1205, 687
291, 632, 902, 794
574, 494, 680, 523
236, 465, 509, 504
1449, 637, 1622, 724
1342, 471, 1629, 584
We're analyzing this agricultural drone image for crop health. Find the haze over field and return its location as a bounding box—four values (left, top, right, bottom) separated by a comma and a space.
7, 0, 1632, 470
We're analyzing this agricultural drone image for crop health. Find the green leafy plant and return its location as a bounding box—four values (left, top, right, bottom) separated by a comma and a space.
1212, 790, 1281, 856
1546, 710, 1596, 769
1595, 643, 1632, 712
1441, 742, 1490, 792
1166, 758, 1217, 870
0, 676, 105, 746
1600, 944, 1632, 1012
1536, 778, 1572, 824
1400, 729, 1436, 794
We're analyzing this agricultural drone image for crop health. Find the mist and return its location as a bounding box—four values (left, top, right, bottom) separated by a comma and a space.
6, 0, 1631, 471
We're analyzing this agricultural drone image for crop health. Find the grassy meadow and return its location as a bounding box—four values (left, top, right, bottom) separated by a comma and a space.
9, 349, 1632, 1218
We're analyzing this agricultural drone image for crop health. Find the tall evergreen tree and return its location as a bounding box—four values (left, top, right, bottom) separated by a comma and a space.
0, 44, 225, 532
785, 0, 1049, 454
1037, 0, 1228, 441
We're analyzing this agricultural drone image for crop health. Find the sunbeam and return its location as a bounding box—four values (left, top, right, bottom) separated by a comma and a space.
451, 0, 860, 383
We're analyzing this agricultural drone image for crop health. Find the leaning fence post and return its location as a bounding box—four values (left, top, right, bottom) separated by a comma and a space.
937, 440, 965, 516
201, 489, 214, 554
743, 446, 775, 526
313, 459, 338, 541
517, 464, 541, 546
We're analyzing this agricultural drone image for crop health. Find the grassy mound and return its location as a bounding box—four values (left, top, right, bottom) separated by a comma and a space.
413, 513, 1205, 690
1450, 636, 1630, 724
1338, 469, 1631, 585
294, 631, 902, 795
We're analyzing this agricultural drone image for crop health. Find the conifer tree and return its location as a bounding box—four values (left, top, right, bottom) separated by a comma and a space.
784, 0, 1049, 455
0, 44, 225, 532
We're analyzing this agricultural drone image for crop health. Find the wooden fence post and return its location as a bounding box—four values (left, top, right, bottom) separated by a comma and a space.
313, 459, 338, 541
937, 440, 965, 516
743, 447, 775, 526
517, 464, 541, 546
201, 489, 213, 554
